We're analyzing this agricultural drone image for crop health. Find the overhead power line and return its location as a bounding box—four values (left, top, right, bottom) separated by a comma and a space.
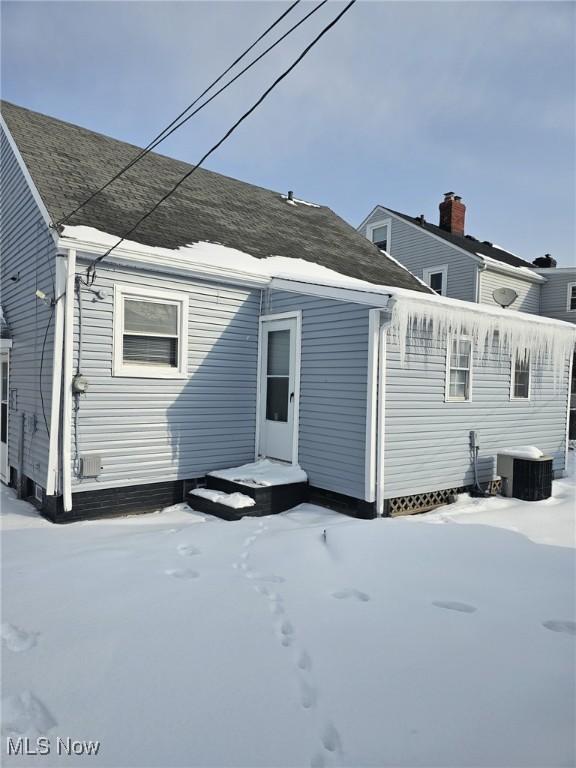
85, 0, 357, 284
57, 0, 303, 228
78, 0, 328, 207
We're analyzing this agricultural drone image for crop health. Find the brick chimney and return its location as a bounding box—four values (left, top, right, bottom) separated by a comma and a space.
532, 254, 557, 268
439, 192, 466, 235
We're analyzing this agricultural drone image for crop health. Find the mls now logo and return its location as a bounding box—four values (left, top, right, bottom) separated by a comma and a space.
7, 737, 100, 756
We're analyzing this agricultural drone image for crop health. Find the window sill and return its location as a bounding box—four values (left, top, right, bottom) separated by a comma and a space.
113, 365, 188, 379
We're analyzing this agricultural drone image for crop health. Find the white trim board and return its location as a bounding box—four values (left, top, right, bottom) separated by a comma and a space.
364, 309, 381, 502
61, 248, 77, 512
0, 114, 57, 239
61, 239, 270, 290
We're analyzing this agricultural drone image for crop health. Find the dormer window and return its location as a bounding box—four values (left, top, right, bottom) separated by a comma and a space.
567, 283, 576, 311
367, 219, 391, 252
423, 265, 448, 296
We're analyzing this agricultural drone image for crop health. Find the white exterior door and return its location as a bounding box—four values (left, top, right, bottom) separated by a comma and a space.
1, 351, 9, 484
258, 315, 300, 463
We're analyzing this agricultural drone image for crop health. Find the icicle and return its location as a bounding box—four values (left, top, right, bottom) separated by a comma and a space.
388, 295, 576, 387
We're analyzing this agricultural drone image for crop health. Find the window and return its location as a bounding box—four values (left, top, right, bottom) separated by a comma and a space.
567, 283, 576, 312
446, 337, 472, 401
113, 286, 188, 378
367, 219, 391, 252
511, 354, 530, 399
423, 265, 448, 296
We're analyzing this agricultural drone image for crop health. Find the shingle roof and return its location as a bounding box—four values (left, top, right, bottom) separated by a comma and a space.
386, 208, 535, 270
1, 101, 428, 292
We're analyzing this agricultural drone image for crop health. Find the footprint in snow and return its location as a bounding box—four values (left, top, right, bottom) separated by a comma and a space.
165, 568, 199, 580
1, 624, 38, 653
432, 600, 477, 614
542, 620, 576, 636
332, 589, 370, 602
177, 544, 201, 557
298, 650, 312, 671
1, 691, 57, 738
299, 680, 317, 710
321, 722, 342, 754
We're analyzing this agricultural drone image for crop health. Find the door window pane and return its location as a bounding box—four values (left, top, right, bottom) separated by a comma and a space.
267, 330, 290, 376
266, 378, 288, 422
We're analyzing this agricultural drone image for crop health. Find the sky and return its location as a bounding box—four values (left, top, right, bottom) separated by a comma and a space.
1, 0, 574, 266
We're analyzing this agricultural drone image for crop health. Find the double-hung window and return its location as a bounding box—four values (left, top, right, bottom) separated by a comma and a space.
511, 353, 530, 400
367, 219, 391, 252
446, 337, 472, 401
114, 286, 188, 378
567, 283, 576, 312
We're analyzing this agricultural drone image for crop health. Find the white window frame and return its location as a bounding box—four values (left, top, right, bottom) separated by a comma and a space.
567, 282, 576, 312
367, 218, 392, 252
445, 335, 473, 402
113, 285, 189, 378
510, 353, 531, 400
423, 265, 448, 296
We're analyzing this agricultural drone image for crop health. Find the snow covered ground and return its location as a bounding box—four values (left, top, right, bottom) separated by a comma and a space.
1, 461, 575, 767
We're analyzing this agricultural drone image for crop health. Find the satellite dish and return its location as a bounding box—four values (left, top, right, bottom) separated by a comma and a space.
492, 287, 518, 308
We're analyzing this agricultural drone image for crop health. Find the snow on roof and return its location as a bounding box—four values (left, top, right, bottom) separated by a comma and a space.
61, 225, 576, 381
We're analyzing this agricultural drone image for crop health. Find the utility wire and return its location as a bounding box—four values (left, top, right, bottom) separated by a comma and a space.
86, 0, 356, 283
56, 0, 303, 228
84, 0, 329, 190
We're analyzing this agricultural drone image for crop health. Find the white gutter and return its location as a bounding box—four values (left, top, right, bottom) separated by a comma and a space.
364, 308, 392, 515
474, 261, 486, 303
481, 257, 546, 284
61, 248, 76, 512
45, 253, 67, 495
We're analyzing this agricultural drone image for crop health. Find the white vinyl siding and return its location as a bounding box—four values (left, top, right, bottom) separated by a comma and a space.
383, 330, 570, 499
72, 261, 260, 491
480, 268, 541, 314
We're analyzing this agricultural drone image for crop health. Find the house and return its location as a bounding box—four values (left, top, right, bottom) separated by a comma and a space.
358, 194, 576, 435
1, 101, 574, 522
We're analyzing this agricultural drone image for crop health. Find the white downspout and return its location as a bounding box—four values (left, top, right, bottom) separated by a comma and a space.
61, 249, 76, 512
376, 318, 388, 517
45, 254, 66, 496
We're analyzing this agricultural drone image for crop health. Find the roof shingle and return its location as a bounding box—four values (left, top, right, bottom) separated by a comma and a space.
1, 101, 428, 292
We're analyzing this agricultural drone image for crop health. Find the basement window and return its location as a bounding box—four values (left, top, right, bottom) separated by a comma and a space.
367, 219, 391, 252
511, 354, 531, 400
446, 337, 472, 402
113, 286, 189, 378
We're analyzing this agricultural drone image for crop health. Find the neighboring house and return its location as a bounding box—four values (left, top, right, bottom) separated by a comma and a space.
358, 193, 549, 311
1, 102, 574, 523
358, 194, 576, 435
